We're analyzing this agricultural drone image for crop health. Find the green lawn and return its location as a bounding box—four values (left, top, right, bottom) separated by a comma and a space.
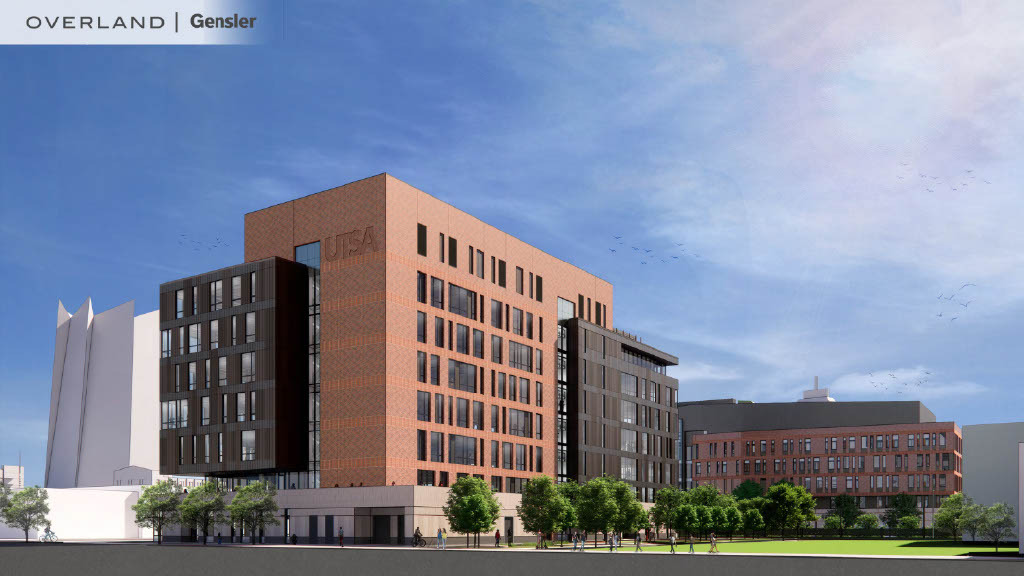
640, 539, 1014, 556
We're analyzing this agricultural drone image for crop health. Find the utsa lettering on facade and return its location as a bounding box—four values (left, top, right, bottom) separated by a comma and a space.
159, 173, 679, 503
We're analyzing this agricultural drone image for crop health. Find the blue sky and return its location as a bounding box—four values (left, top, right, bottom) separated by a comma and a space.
3, 1, 1024, 487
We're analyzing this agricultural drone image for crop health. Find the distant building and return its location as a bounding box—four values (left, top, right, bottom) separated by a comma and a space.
678, 384, 961, 525
961, 422, 1024, 553
46, 298, 160, 488
1, 465, 24, 491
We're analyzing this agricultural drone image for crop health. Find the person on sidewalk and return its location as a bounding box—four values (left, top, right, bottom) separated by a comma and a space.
437, 527, 443, 549
571, 533, 578, 551
339, 526, 345, 547
441, 528, 447, 550
580, 532, 586, 552
688, 534, 695, 554
709, 532, 718, 554
669, 533, 676, 554
634, 533, 642, 552
495, 529, 501, 548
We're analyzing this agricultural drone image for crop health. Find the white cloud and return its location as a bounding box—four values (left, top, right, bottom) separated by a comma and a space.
829, 368, 986, 400
669, 361, 742, 383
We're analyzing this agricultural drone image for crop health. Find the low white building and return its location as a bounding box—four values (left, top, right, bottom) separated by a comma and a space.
961, 422, 1024, 554
1, 465, 24, 491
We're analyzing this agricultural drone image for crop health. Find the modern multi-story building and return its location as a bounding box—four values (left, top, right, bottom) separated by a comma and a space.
157, 173, 679, 542
962, 423, 1024, 551
1, 465, 24, 491
679, 386, 962, 524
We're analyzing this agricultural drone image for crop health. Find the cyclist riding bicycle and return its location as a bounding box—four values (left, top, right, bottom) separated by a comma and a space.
412, 527, 424, 547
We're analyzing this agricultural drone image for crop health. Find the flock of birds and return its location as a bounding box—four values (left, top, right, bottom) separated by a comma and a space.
896, 162, 992, 193
868, 369, 932, 395
935, 282, 976, 324
178, 233, 231, 252
607, 236, 701, 265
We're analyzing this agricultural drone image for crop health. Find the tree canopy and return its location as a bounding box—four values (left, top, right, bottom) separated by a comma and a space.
610, 478, 648, 535
827, 494, 860, 533
980, 502, 1016, 552
227, 481, 280, 544
761, 482, 816, 535
650, 485, 684, 536
179, 481, 227, 544
932, 493, 968, 538
442, 476, 500, 545
882, 493, 920, 528
517, 476, 569, 546
132, 480, 182, 544
732, 480, 763, 501
2, 486, 50, 542
576, 476, 618, 539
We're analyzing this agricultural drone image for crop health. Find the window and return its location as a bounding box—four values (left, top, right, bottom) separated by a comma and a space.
209, 320, 219, 350
417, 430, 427, 461
525, 313, 533, 339
503, 442, 513, 469
473, 329, 484, 359
431, 277, 444, 309
519, 378, 530, 404
473, 401, 484, 430
535, 276, 543, 302
189, 324, 201, 353
175, 290, 184, 319
491, 405, 499, 433
434, 317, 445, 347
417, 224, 427, 256
475, 249, 484, 279
448, 236, 458, 267
449, 434, 476, 465
231, 276, 242, 307
498, 373, 506, 399
509, 409, 533, 437
535, 447, 543, 473
178, 436, 184, 466
161, 329, 172, 358
491, 335, 503, 363
509, 341, 533, 372
221, 394, 228, 424
435, 393, 445, 424
201, 396, 210, 425
250, 391, 256, 420
245, 312, 256, 343
417, 391, 431, 422
210, 280, 223, 311
535, 414, 543, 440
241, 352, 255, 383
512, 308, 523, 335
250, 271, 257, 303
457, 398, 469, 428
236, 392, 246, 422
204, 359, 211, 388
431, 432, 444, 462
516, 444, 527, 471
188, 361, 197, 390
515, 267, 524, 294
448, 360, 477, 393
417, 351, 427, 383
231, 316, 238, 345
218, 432, 223, 463
536, 382, 543, 407
448, 284, 477, 319
417, 312, 427, 343
430, 355, 440, 386
295, 242, 321, 268
498, 260, 506, 287
491, 440, 500, 468
241, 430, 256, 461
218, 357, 227, 387
456, 324, 469, 354
417, 272, 427, 303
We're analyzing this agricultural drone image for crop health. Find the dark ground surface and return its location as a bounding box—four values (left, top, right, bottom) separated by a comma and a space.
1, 542, 1022, 576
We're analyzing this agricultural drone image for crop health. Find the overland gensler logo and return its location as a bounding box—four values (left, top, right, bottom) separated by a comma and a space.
0, 1, 270, 45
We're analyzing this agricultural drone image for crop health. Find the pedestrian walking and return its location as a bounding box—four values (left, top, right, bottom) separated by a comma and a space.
580, 532, 586, 552
217, 533, 222, 546
495, 529, 501, 547
437, 527, 443, 549
339, 526, 344, 547
442, 528, 447, 550
669, 533, 676, 554
634, 533, 642, 552
688, 534, 695, 554
709, 532, 718, 554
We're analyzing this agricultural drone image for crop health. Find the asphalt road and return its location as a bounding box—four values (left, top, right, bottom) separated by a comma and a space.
1, 543, 1021, 576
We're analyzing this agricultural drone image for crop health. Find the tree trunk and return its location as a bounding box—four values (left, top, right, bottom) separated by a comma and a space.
24, 528, 29, 543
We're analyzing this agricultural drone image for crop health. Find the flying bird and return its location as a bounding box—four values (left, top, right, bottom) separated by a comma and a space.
609, 248, 617, 253
960, 283, 976, 290
950, 317, 958, 322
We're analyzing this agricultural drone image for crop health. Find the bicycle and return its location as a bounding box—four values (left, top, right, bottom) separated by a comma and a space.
411, 535, 426, 547
39, 529, 58, 543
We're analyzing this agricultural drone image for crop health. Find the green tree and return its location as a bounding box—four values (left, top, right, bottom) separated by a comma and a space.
882, 493, 920, 528
980, 503, 1016, 553
650, 485, 684, 538
577, 476, 617, 547
854, 513, 879, 530
554, 480, 580, 546
610, 479, 648, 538
762, 482, 815, 537
823, 515, 843, 530
827, 494, 860, 536
517, 476, 568, 548
932, 493, 968, 539
131, 480, 182, 544
442, 476, 500, 548
672, 504, 699, 537
711, 506, 729, 535
724, 506, 743, 539
736, 496, 767, 515
2, 486, 50, 542
694, 505, 713, 537
732, 480, 763, 501
179, 481, 227, 545
959, 502, 985, 541
685, 483, 736, 508
895, 515, 920, 538
227, 481, 280, 544
742, 508, 764, 535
